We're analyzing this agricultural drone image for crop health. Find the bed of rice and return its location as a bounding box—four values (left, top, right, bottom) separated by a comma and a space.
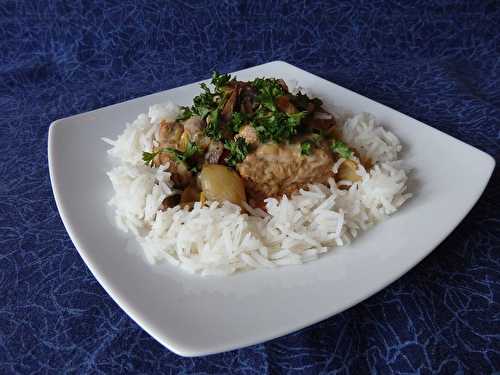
102, 100, 412, 276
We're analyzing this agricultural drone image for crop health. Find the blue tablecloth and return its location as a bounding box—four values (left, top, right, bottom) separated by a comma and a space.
1, 1, 499, 373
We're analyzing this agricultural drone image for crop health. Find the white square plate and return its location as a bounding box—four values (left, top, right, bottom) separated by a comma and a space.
48, 61, 495, 356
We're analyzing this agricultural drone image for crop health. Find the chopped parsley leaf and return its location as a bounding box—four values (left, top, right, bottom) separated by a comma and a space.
142, 142, 200, 171
177, 106, 193, 121
180, 72, 231, 124
205, 109, 222, 140
192, 85, 216, 118
228, 112, 246, 133
331, 139, 353, 159
252, 78, 285, 111
300, 141, 313, 155
224, 138, 249, 167
211, 71, 232, 90
253, 110, 307, 143
142, 151, 159, 166
293, 92, 323, 111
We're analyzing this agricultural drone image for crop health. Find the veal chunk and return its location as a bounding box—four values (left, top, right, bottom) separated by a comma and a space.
237, 143, 334, 204
155, 120, 193, 188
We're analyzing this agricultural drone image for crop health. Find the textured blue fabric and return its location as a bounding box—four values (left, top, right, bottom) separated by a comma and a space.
1, 1, 499, 373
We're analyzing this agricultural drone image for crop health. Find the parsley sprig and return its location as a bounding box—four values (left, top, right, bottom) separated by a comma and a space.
142, 141, 200, 171
292, 92, 323, 111
331, 139, 353, 159
205, 108, 222, 140
142, 150, 159, 166
252, 78, 285, 111
224, 138, 249, 167
253, 110, 307, 143
176, 72, 235, 140
300, 141, 312, 155
228, 112, 246, 133
300, 134, 323, 156
250, 78, 308, 143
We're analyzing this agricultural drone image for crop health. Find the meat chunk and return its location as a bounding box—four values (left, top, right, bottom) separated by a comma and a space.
156, 120, 193, 188
183, 116, 203, 139
237, 143, 334, 204
158, 120, 183, 147
157, 152, 193, 188
205, 141, 224, 164
236, 125, 259, 145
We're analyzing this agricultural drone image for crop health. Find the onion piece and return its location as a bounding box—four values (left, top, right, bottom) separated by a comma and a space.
199, 164, 247, 206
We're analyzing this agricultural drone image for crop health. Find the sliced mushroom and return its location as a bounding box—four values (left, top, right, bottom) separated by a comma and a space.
239, 84, 258, 114
304, 114, 337, 137
221, 85, 238, 123
276, 96, 298, 114
277, 79, 289, 93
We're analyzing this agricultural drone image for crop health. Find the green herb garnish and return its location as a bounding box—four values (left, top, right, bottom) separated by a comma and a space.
293, 92, 323, 111
252, 78, 285, 111
205, 109, 222, 140
142, 151, 159, 166
331, 139, 352, 159
177, 106, 193, 121
191, 82, 217, 119
142, 141, 200, 171
300, 141, 313, 155
245, 77, 312, 143
224, 138, 249, 167
228, 111, 246, 133
178, 72, 232, 124
177, 141, 199, 161
253, 110, 307, 143
211, 71, 233, 90
176, 72, 236, 141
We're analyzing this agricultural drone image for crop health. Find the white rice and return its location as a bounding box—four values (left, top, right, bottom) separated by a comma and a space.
103, 101, 412, 275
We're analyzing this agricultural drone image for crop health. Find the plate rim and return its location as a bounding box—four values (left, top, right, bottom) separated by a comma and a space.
48, 60, 496, 356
